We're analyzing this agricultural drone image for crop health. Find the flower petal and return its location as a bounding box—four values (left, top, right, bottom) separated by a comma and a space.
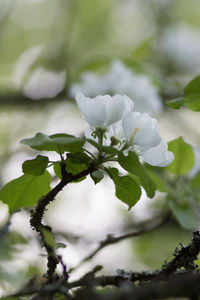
75, 93, 133, 128
141, 141, 174, 167
123, 111, 162, 149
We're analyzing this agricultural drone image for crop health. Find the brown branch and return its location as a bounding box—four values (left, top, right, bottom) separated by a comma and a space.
30, 161, 97, 282
70, 271, 200, 300
4, 232, 200, 300
67, 231, 200, 289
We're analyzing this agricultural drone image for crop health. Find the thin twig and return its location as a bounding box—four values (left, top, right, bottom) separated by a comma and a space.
70, 214, 169, 272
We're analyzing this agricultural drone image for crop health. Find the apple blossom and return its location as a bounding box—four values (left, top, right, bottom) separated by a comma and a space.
75, 92, 173, 167
122, 111, 174, 166
75, 93, 134, 129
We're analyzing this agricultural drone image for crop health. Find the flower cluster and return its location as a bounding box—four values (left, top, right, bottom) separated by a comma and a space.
71, 61, 162, 115
75, 93, 174, 167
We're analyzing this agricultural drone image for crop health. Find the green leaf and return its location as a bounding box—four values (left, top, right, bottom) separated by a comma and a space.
182, 94, 200, 111
21, 132, 84, 154
100, 146, 118, 155
0, 171, 51, 213
54, 163, 62, 179
167, 137, 194, 175
166, 97, 184, 109
167, 76, 200, 111
41, 228, 56, 249
118, 151, 156, 198
22, 155, 49, 175
106, 167, 141, 209
65, 152, 91, 175
168, 200, 198, 230
184, 75, 200, 94
90, 170, 104, 184
190, 171, 200, 188
145, 169, 167, 192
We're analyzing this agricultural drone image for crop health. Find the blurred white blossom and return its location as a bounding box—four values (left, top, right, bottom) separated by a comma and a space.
23, 67, 66, 100
159, 24, 200, 73
71, 61, 162, 115
12, 44, 43, 89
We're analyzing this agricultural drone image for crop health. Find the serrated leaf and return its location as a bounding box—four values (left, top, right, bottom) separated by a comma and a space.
22, 155, 49, 175
90, 170, 104, 184
41, 228, 56, 249
167, 137, 194, 175
118, 151, 156, 198
106, 167, 141, 209
0, 171, 51, 213
21, 132, 84, 154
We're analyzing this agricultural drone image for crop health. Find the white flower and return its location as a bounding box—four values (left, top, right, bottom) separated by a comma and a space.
75, 93, 134, 129
122, 111, 174, 167
12, 45, 44, 89
23, 67, 66, 100
71, 61, 162, 115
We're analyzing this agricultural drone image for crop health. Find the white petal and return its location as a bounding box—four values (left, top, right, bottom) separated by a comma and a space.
75, 93, 106, 127
105, 94, 134, 126
140, 141, 174, 167
123, 111, 161, 149
75, 93, 133, 128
